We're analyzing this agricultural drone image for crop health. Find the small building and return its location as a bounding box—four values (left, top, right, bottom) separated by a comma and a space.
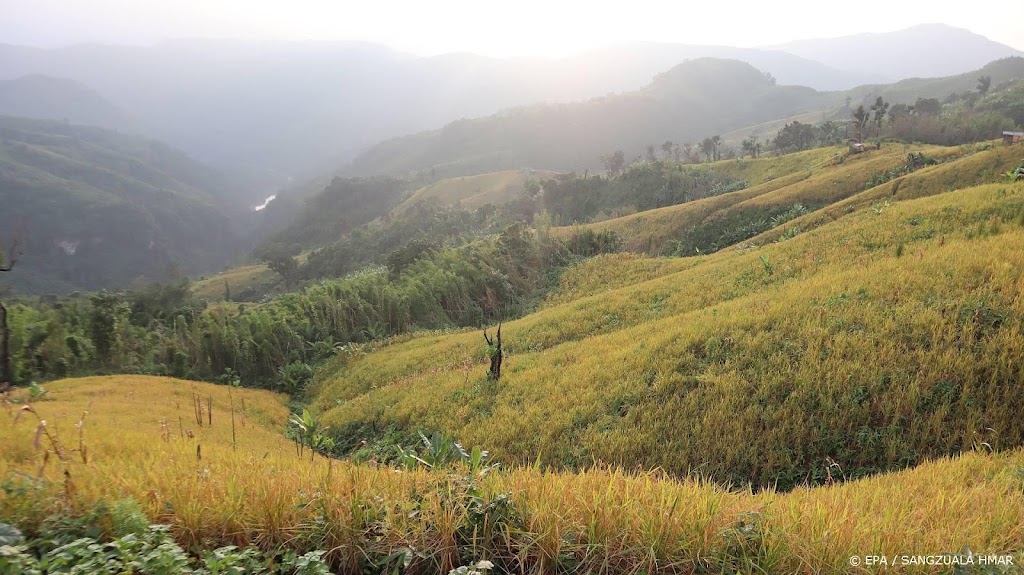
1003, 131, 1024, 144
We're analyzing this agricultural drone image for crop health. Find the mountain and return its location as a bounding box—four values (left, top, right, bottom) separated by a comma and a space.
345, 58, 829, 177
562, 43, 882, 91
344, 57, 1024, 178
0, 39, 882, 190
263, 176, 412, 251
775, 24, 1024, 82
844, 56, 1024, 105
0, 116, 246, 293
393, 169, 561, 215
0, 75, 132, 129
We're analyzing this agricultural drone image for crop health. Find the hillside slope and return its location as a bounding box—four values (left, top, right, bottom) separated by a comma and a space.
0, 116, 246, 293
1, 376, 1021, 573
562, 141, 1021, 253
346, 58, 827, 178
345, 57, 1024, 178
312, 142, 1024, 489
0, 75, 132, 130
393, 169, 560, 215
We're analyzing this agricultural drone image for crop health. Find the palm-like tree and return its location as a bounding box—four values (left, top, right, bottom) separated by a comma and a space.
852, 105, 869, 141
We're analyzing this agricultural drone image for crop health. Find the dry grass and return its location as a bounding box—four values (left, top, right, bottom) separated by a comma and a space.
1, 376, 1021, 573
313, 176, 1024, 489
552, 142, 1014, 254
394, 169, 560, 215
191, 264, 277, 302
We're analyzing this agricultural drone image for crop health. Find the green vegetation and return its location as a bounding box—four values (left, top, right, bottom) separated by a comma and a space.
347, 58, 828, 178
263, 176, 412, 252
346, 57, 1024, 179
393, 169, 560, 215
0, 116, 245, 294
539, 160, 747, 224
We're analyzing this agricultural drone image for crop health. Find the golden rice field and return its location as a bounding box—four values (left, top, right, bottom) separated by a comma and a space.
555, 142, 1016, 253
191, 264, 276, 302
1, 376, 1022, 574
393, 169, 561, 215
310, 146, 1024, 489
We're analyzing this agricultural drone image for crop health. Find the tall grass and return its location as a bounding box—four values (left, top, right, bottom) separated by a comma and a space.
1, 376, 1021, 573
313, 177, 1024, 488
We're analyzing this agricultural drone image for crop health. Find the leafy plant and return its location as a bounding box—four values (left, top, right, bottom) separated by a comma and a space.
395, 431, 491, 472
288, 409, 332, 460
43, 525, 191, 575
200, 545, 267, 575
26, 383, 48, 402
0, 523, 40, 575
449, 560, 494, 575
276, 550, 331, 575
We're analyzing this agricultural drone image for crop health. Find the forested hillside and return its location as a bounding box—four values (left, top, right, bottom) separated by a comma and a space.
346, 57, 1024, 178
0, 75, 132, 129
0, 116, 246, 293
346, 58, 826, 177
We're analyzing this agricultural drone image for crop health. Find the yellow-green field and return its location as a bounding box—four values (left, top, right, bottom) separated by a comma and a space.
1, 376, 1021, 573
313, 176, 1024, 486
554, 142, 1016, 253
394, 169, 560, 215
191, 264, 276, 302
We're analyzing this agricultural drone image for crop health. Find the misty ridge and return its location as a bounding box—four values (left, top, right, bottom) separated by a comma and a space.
0, 23, 1019, 192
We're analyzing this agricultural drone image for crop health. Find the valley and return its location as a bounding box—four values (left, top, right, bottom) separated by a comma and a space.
1, 16, 1024, 574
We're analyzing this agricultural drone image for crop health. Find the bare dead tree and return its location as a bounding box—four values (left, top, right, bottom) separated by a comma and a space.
1, 236, 22, 393
483, 322, 503, 381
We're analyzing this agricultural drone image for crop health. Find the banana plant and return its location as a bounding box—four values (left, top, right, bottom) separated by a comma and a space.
288, 409, 330, 461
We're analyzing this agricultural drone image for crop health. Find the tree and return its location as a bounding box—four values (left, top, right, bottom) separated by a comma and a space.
871, 97, 890, 134
741, 135, 761, 158
89, 291, 125, 367
773, 121, 816, 152
681, 142, 695, 163
700, 138, 715, 162
483, 322, 503, 381
711, 135, 722, 161
0, 236, 20, 392
661, 140, 674, 160
977, 75, 992, 95
852, 105, 869, 141
818, 121, 843, 146
600, 150, 625, 175
914, 97, 942, 116
888, 103, 911, 123
645, 144, 657, 163
265, 251, 299, 287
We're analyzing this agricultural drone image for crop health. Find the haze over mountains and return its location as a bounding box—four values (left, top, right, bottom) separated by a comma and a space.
774, 24, 1024, 82
0, 24, 1019, 191
0, 116, 248, 293
1, 22, 1022, 294
345, 56, 1024, 178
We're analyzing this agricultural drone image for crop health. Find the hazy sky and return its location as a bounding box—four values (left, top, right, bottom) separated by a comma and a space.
2, 0, 1021, 56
